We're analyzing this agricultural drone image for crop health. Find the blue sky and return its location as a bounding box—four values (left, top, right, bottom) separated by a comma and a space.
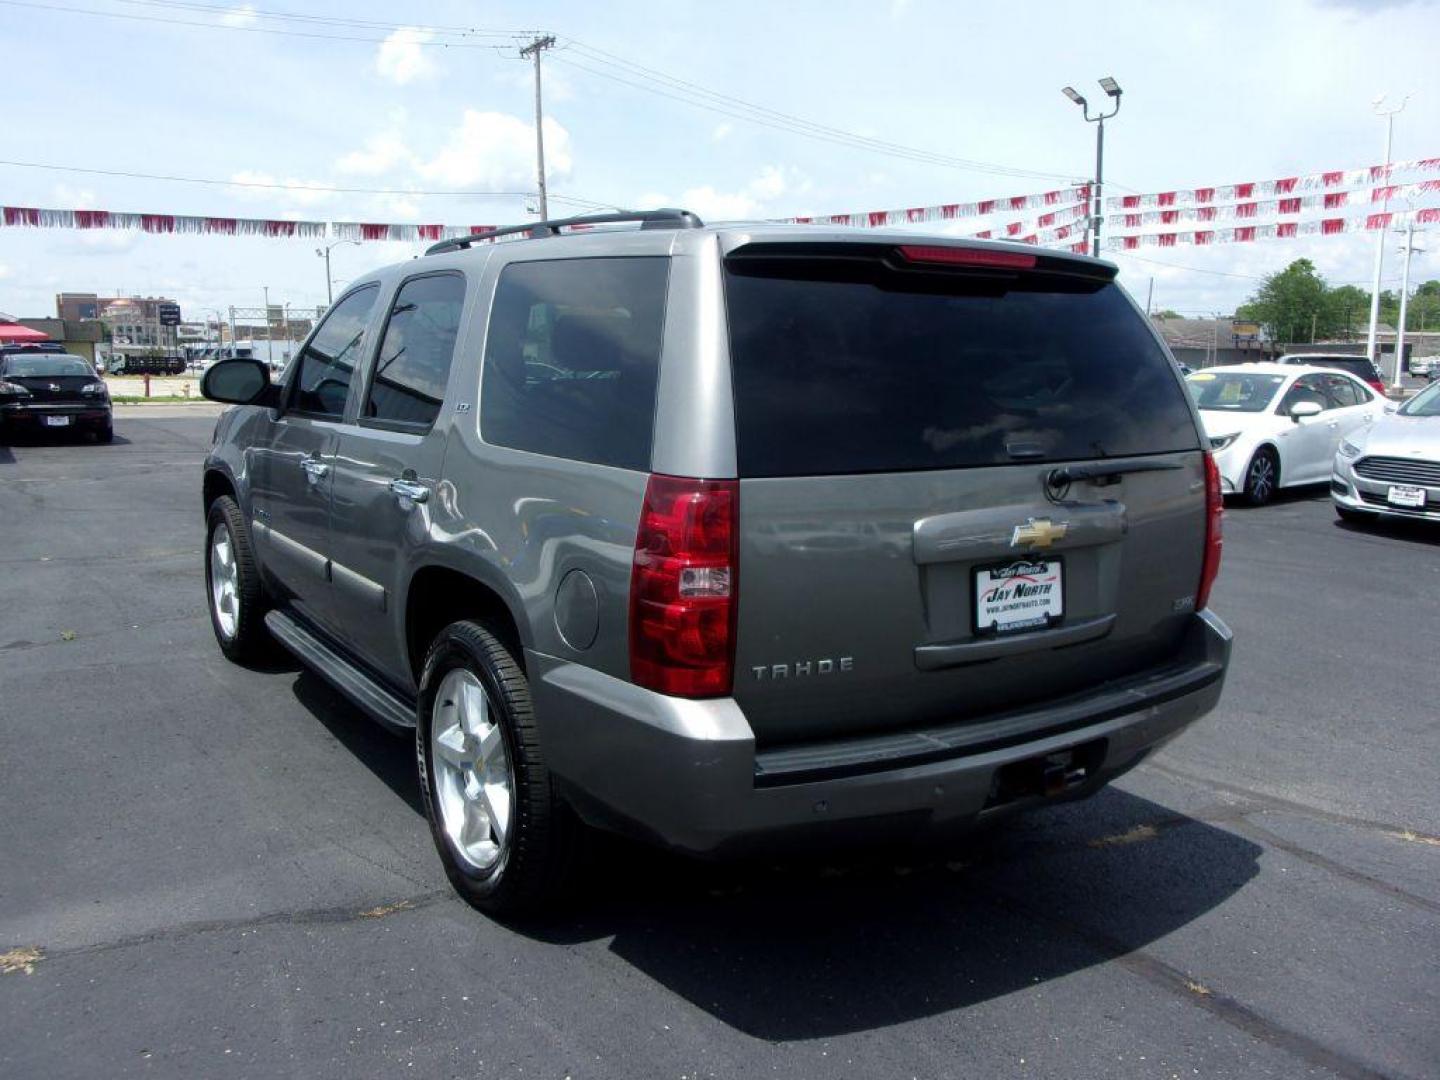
2, 0, 1438, 322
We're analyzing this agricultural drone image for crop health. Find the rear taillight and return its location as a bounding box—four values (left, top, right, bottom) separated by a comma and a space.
1197, 453, 1224, 611
629, 474, 738, 697
1368, 379, 1386, 394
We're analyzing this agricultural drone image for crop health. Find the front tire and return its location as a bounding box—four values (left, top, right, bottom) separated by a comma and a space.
417, 620, 578, 917
94, 423, 113, 444
1242, 447, 1279, 506
205, 496, 271, 662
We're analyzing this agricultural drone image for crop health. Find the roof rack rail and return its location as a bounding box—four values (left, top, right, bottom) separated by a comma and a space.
424, 208, 704, 255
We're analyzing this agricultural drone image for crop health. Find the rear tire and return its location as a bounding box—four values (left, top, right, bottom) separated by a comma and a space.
417, 620, 579, 918
1243, 447, 1279, 506
205, 496, 272, 663
95, 423, 113, 444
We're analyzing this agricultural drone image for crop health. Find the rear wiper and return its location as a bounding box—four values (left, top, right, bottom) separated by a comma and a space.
1046, 459, 1183, 485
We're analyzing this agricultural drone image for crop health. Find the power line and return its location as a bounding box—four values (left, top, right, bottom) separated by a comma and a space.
0, 0, 533, 46
0, 157, 615, 209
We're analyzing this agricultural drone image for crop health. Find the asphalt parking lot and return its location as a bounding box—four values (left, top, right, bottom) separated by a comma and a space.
2, 410, 1436, 1080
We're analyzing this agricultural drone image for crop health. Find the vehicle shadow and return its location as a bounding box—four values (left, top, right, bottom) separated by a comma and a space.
1225, 482, 1328, 510
283, 670, 1262, 1040
290, 668, 423, 815
519, 788, 1261, 1039
1334, 513, 1440, 546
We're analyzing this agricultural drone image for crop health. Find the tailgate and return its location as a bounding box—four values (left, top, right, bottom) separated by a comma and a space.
721, 239, 1205, 746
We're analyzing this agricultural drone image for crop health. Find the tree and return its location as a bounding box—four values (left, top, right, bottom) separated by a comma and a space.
1325, 285, 1370, 341
1237, 259, 1344, 344
1152, 309, 1183, 320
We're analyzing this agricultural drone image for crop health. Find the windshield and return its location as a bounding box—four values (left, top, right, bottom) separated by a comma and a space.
1187, 371, 1285, 412
2, 356, 94, 378
1399, 380, 1440, 417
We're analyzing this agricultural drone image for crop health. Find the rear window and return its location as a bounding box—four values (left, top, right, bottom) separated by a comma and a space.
481, 257, 669, 470
723, 251, 1199, 477
2, 356, 92, 378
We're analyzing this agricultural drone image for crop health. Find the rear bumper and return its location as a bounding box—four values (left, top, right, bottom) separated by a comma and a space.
529, 610, 1232, 856
0, 402, 111, 427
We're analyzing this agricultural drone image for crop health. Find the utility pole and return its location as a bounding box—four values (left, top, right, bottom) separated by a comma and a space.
520, 35, 557, 220
262, 286, 271, 366
1145, 277, 1154, 316
1394, 219, 1424, 391
1366, 93, 1412, 370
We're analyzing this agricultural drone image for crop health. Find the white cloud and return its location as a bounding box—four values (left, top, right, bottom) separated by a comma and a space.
229, 171, 334, 207
376, 28, 438, 86
712, 123, 733, 142
220, 4, 257, 27
335, 132, 414, 177
639, 165, 805, 221
0, 263, 12, 280
54, 184, 97, 208
417, 110, 572, 189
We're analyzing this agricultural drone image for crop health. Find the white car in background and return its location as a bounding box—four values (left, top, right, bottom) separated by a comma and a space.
1187, 363, 1386, 505
1332, 379, 1440, 524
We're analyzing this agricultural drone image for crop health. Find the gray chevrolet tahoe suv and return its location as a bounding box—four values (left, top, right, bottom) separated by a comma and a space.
200, 209, 1231, 915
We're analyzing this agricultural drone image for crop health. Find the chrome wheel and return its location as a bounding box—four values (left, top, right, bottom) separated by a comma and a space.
1247, 453, 1276, 504
430, 668, 513, 873
209, 526, 240, 641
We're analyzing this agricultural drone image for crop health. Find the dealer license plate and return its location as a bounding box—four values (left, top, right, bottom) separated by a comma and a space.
44, 415, 71, 427
975, 559, 1063, 634
1388, 484, 1426, 508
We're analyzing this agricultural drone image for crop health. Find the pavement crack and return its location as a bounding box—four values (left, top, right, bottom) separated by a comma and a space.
977, 882, 1397, 1080
1230, 818, 1440, 916
30, 889, 455, 966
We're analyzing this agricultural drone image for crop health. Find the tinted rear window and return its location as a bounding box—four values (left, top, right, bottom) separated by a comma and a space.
3, 356, 92, 378
723, 253, 1199, 477
481, 257, 669, 470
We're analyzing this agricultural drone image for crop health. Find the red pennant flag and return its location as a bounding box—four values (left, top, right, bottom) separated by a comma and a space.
1235, 183, 1255, 199
74, 210, 111, 229
1275, 222, 1297, 238
940, 203, 960, 219
1235, 202, 1258, 218
417, 224, 443, 240
1121, 195, 1140, 209
1234, 226, 1257, 242
1157, 192, 1176, 207
1324, 192, 1348, 209
1274, 177, 1298, 194
1321, 218, 1344, 235
1194, 231, 1214, 246
1278, 198, 1301, 214
978, 200, 996, 215
1122, 236, 1139, 250
4, 207, 41, 226
1157, 232, 1177, 247
1194, 187, 1216, 204
1321, 171, 1344, 188
1160, 209, 1179, 224
1364, 213, 1392, 231
1197, 207, 1217, 222
141, 214, 175, 233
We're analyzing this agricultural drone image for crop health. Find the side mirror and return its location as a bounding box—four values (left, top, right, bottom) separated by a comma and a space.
200, 359, 278, 407
1289, 400, 1323, 422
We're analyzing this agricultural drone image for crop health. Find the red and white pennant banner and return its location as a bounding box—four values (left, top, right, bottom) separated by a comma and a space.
1106, 158, 1440, 211
1, 206, 327, 238
778, 186, 1090, 228
329, 222, 496, 242
1105, 207, 1440, 250
1108, 181, 1440, 229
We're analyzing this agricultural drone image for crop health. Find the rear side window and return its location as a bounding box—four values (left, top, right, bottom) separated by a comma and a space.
481, 257, 669, 470
292, 285, 378, 418
364, 273, 465, 429
723, 253, 1199, 477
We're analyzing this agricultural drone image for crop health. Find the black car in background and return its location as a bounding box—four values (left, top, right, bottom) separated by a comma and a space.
1280, 352, 1387, 395
0, 352, 113, 443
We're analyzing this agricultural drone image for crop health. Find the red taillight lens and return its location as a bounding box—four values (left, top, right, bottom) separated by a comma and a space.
897, 244, 1037, 269
1368, 378, 1386, 394
629, 474, 738, 697
1197, 453, 1224, 611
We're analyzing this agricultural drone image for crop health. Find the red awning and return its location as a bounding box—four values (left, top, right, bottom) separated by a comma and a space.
0, 323, 52, 342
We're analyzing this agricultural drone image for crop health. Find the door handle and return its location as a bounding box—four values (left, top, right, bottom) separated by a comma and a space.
301, 458, 330, 479
389, 477, 429, 504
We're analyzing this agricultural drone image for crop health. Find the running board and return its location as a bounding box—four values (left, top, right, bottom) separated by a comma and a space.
264, 610, 415, 734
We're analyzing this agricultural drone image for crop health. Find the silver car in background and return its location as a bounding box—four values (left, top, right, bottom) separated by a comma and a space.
1332, 380, 1440, 523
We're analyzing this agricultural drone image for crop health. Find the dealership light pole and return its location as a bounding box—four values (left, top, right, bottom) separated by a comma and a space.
316, 239, 361, 307
1063, 77, 1122, 258
1366, 93, 1412, 374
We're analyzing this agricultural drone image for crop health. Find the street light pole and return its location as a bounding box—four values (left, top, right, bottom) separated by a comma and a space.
1063, 77, 1122, 258
316, 239, 361, 306
1366, 94, 1412, 373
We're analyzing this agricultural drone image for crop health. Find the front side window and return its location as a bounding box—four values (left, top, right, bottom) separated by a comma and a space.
1277, 375, 1330, 414
363, 273, 465, 429
480, 257, 669, 470
291, 285, 378, 418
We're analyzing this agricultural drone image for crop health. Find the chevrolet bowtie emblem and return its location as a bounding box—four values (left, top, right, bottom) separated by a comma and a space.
1011, 517, 1069, 550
